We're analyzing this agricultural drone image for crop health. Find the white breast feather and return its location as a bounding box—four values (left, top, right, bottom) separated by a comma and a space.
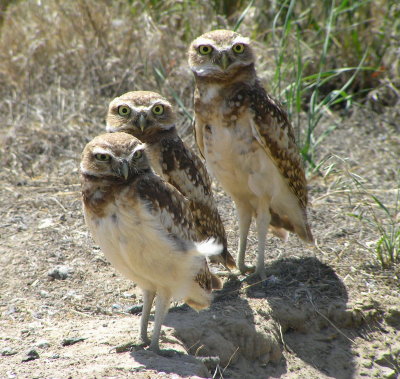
205, 110, 304, 226
84, 195, 205, 301
202, 84, 221, 103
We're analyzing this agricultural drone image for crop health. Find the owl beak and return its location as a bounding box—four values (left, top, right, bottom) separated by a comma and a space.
138, 114, 147, 132
220, 52, 229, 70
119, 159, 130, 180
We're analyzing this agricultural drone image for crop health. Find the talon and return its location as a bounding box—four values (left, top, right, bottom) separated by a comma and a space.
139, 338, 151, 347
238, 265, 255, 275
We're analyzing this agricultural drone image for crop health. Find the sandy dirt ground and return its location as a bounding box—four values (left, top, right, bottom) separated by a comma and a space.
1, 105, 399, 378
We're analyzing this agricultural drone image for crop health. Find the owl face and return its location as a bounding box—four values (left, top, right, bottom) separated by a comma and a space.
80, 132, 150, 180
188, 29, 254, 79
106, 91, 176, 138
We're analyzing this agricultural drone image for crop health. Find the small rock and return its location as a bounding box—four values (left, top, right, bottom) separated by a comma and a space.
375, 351, 394, 367
125, 304, 143, 314
48, 266, 73, 280
50, 354, 60, 359
39, 290, 50, 298
2, 348, 17, 356
198, 356, 220, 370
122, 292, 135, 299
361, 359, 373, 369
112, 304, 122, 311
61, 337, 86, 346
38, 218, 54, 229
115, 341, 136, 353
380, 366, 397, 379
36, 339, 50, 349
385, 308, 400, 329
21, 349, 39, 362
6, 305, 18, 315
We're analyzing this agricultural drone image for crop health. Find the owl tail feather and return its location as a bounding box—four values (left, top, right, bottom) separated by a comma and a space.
195, 238, 223, 257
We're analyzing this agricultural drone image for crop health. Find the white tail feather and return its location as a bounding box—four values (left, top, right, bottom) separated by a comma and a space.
195, 238, 223, 257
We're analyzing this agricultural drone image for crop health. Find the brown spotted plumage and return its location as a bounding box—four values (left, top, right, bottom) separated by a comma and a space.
80, 132, 222, 352
106, 90, 236, 270
188, 30, 313, 279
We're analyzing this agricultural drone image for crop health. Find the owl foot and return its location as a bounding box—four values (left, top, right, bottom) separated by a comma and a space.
238, 264, 255, 275
139, 337, 151, 347
147, 344, 176, 357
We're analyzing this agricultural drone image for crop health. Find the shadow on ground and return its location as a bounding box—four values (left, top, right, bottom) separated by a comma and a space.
244, 256, 355, 379
131, 274, 288, 378
128, 257, 354, 378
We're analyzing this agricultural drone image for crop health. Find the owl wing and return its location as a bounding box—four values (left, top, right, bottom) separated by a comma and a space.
244, 82, 308, 209
193, 87, 206, 159
160, 135, 236, 269
136, 174, 198, 242
160, 135, 212, 201
136, 174, 221, 291
192, 117, 205, 159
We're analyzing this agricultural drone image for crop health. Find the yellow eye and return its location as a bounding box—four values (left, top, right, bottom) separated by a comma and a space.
94, 153, 111, 161
198, 45, 213, 55
152, 104, 164, 115
232, 43, 245, 54
118, 105, 131, 116
133, 150, 143, 159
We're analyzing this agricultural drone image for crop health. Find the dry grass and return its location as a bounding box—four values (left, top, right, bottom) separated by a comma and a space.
0, 3, 399, 377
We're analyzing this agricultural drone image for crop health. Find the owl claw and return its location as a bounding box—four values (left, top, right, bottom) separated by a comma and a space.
238, 264, 255, 275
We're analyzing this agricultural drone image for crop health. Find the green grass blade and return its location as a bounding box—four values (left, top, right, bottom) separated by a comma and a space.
233, 0, 255, 32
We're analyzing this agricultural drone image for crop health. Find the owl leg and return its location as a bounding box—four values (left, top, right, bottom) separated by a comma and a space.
140, 289, 156, 345
148, 291, 171, 353
235, 202, 253, 274
255, 209, 271, 280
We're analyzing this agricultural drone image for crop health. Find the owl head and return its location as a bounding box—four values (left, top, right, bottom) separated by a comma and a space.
188, 29, 255, 81
80, 132, 150, 181
106, 91, 176, 139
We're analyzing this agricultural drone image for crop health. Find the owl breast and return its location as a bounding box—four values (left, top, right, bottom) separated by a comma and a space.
202, 107, 293, 213
83, 188, 200, 299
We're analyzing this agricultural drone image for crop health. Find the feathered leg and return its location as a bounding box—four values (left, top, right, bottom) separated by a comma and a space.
235, 201, 253, 274
148, 291, 171, 352
255, 208, 271, 280
140, 289, 155, 345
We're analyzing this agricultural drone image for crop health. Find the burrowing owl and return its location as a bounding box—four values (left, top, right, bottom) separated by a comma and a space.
80, 132, 222, 352
188, 30, 313, 279
106, 90, 236, 270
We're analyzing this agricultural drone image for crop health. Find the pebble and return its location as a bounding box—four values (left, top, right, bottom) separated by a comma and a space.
125, 304, 143, 315
385, 307, 400, 328
21, 349, 39, 362
112, 304, 122, 311
48, 266, 73, 280
375, 351, 394, 367
61, 337, 86, 346
6, 305, 18, 315
198, 356, 220, 370
379, 366, 397, 379
1, 348, 17, 357
39, 290, 50, 298
36, 339, 50, 349
122, 292, 135, 299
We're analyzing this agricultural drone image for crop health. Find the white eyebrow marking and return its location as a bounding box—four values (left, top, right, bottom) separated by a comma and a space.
194, 38, 215, 46
128, 143, 147, 160
92, 147, 113, 155
233, 36, 250, 45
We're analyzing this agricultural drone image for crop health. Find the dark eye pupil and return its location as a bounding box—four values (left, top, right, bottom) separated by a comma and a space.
122, 108, 127, 113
